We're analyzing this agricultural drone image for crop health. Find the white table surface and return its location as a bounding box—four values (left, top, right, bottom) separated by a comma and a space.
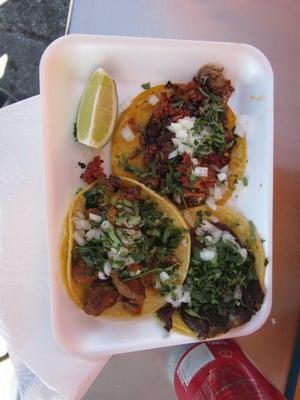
67, 1, 300, 399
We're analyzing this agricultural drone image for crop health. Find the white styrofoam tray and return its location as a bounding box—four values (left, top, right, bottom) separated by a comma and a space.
40, 34, 273, 359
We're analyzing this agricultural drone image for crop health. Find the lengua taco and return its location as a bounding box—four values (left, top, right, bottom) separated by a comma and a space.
112, 65, 246, 209
61, 176, 191, 317
156, 206, 266, 338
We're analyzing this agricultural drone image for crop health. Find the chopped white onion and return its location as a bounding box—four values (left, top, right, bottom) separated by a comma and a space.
214, 184, 223, 201
174, 194, 182, 204
154, 279, 161, 290
191, 157, 198, 166
129, 269, 142, 277
222, 230, 236, 243
166, 286, 191, 308
192, 166, 208, 177
201, 220, 222, 242
219, 165, 229, 174
101, 220, 111, 230
195, 227, 204, 236
168, 149, 178, 159
86, 228, 102, 241
89, 213, 102, 222
159, 271, 170, 282
73, 217, 91, 231
205, 196, 217, 210
125, 256, 135, 266
121, 125, 135, 142
98, 271, 107, 280
179, 117, 195, 129
239, 248, 248, 261
217, 172, 227, 182
199, 248, 216, 261
147, 94, 159, 106
103, 260, 112, 276
175, 129, 189, 139
73, 230, 86, 246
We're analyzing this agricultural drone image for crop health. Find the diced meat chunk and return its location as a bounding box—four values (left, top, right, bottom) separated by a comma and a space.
144, 117, 162, 145
180, 308, 209, 339
157, 304, 175, 331
84, 281, 119, 316
229, 307, 252, 328
111, 271, 146, 313
242, 280, 265, 312
80, 156, 106, 184
72, 259, 97, 285
197, 65, 234, 99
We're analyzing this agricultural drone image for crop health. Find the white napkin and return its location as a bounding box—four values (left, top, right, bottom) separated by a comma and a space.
0, 96, 110, 400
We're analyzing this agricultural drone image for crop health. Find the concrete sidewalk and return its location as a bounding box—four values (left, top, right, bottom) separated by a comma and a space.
0, 0, 69, 100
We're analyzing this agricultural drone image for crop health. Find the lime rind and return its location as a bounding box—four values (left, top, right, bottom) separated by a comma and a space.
76, 68, 118, 149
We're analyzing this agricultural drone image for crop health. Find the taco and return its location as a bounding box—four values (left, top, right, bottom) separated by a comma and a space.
156, 206, 266, 338
112, 65, 246, 209
61, 175, 191, 317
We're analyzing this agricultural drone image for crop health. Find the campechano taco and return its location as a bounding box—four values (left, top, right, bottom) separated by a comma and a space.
156, 206, 266, 338
60, 176, 191, 317
112, 65, 246, 209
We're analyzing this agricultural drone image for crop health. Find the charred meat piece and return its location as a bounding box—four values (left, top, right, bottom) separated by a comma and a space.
157, 304, 176, 331
111, 271, 146, 312
229, 307, 252, 328
144, 117, 162, 145
197, 65, 234, 100
80, 156, 106, 184
84, 281, 119, 316
107, 206, 118, 222
204, 306, 229, 328
122, 186, 141, 201
180, 308, 209, 339
242, 280, 265, 312
108, 175, 121, 191
72, 259, 97, 285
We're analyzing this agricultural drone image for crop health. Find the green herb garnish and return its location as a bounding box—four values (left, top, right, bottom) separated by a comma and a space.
242, 176, 248, 186
141, 82, 151, 90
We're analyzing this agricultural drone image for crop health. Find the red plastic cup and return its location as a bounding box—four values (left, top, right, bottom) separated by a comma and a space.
174, 340, 285, 400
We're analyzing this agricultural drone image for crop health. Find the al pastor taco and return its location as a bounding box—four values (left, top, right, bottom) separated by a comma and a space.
61, 176, 191, 317
112, 65, 246, 209
156, 206, 266, 338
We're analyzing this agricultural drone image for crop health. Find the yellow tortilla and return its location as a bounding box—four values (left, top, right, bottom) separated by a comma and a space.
111, 86, 247, 206
60, 177, 191, 318
172, 205, 266, 338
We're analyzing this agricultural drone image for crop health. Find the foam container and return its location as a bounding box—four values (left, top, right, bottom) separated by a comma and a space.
40, 34, 273, 359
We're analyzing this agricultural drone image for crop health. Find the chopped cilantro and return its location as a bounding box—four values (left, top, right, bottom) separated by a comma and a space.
248, 220, 256, 242
73, 123, 78, 142
171, 99, 185, 108
185, 214, 259, 320
84, 183, 105, 208
264, 258, 269, 266
242, 176, 248, 186
141, 82, 151, 90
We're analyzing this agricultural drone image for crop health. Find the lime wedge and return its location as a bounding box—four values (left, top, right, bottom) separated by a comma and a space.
76, 68, 118, 148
